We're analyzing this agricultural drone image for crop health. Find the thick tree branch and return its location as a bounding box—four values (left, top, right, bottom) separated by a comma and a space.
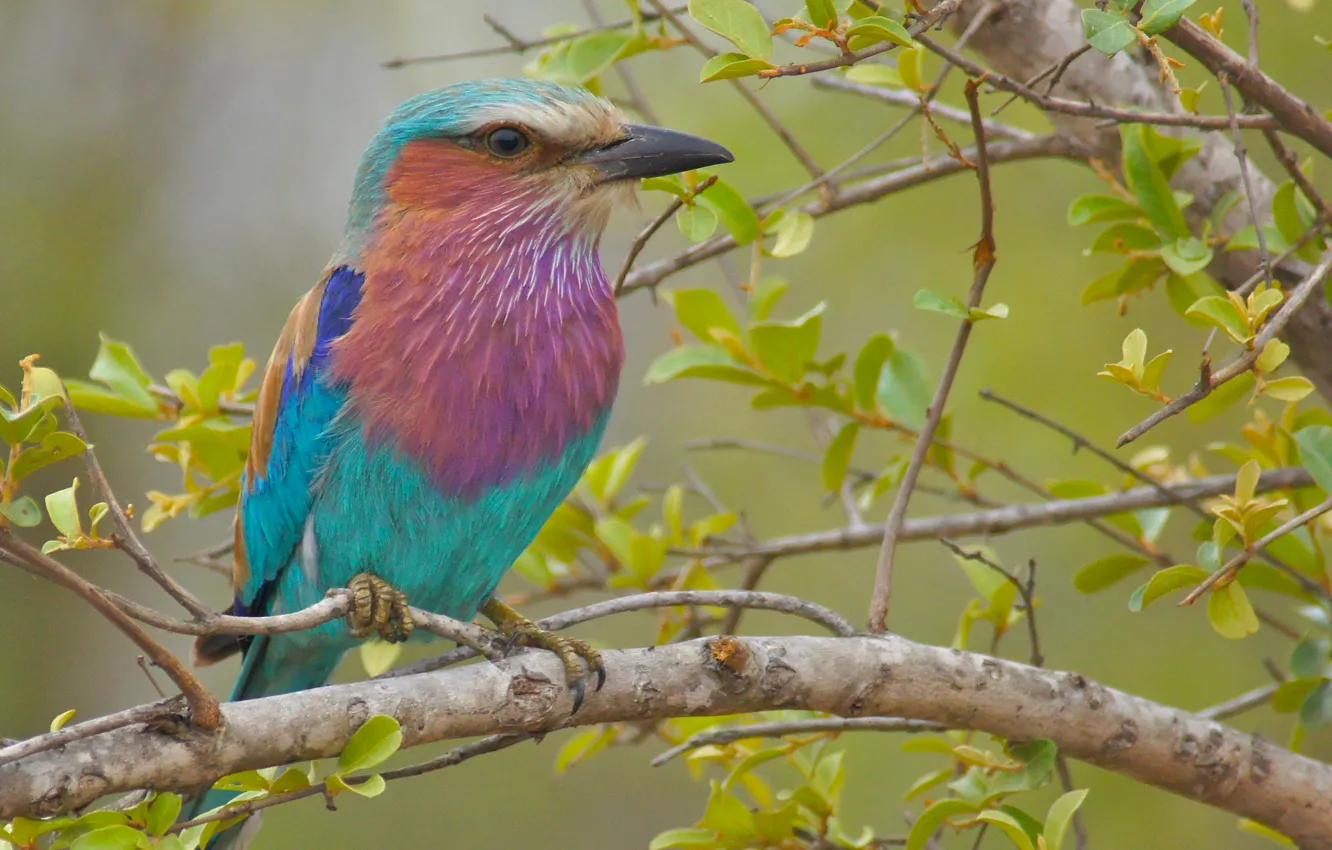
4, 634, 1331, 845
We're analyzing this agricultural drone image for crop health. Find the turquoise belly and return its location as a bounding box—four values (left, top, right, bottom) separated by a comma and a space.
268, 414, 607, 652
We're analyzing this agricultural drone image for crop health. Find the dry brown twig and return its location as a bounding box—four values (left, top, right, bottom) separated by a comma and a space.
868, 77, 998, 633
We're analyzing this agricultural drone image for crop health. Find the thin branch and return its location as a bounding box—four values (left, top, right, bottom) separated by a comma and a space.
1161, 17, 1332, 159
700, 468, 1315, 562
813, 77, 1036, 142
939, 539, 1043, 668
916, 35, 1279, 132
1263, 130, 1332, 222
1219, 74, 1272, 290
652, 716, 945, 766
613, 175, 717, 296
1179, 495, 1332, 607
0, 533, 221, 729
385, 589, 857, 679
62, 397, 213, 619
1198, 683, 1279, 722
379, 6, 687, 68
869, 78, 997, 633
617, 133, 1084, 296
1116, 253, 1332, 447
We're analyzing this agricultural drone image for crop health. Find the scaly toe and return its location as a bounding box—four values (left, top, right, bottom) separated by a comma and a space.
347, 573, 414, 643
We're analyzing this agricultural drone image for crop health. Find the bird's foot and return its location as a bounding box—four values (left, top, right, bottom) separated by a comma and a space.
480, 598, 604, 714
347, 573, 415, 643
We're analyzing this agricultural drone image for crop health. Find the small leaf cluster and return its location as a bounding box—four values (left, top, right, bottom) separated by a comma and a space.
522, 11, 673, 89
0, 357, 90, 533
901, 736, 1087, 850
3, 792, 187, 850
648, 714, 874, 849
644, 171, 759, 247
690, 0, 916, 82
66, 337, 257, 532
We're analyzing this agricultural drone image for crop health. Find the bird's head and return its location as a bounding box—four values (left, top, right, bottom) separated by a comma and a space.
345, 78, 733, 245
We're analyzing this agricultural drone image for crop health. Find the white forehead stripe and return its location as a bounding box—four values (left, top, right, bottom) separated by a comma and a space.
472, 97, 626, 148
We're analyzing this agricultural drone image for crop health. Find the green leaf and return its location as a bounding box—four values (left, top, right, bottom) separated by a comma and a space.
1295, 426, 1332, 494
767, 211, 815, 258
688, 0, 774, 59
9, 432, 87, 482
697, 177, 760, 244
844, 64, 903, 87
805, 0, 839, 27
989, 739, 1057, 796
1074, 554, 1149, 593
1138, 0, 1196, 35
1187, 372, 1253, 423
358, 638, 403, 678
897, 44, 927, 91
88, 334, 158, 412
844, 15, 917, 50
1272, 180, 1323, 262
970, 303, 1009, 321
328, 772, 386, 797
0, 495, 42, 527
750, 303, 825, 384
1161, 237, 1213, 276
0, 401, 50, 445
1129, 564, 1209, 611
1043, 789, 1091, 850
1208, 580, 1260, 639
677, 204, 719, 242
698, 51, 773, 81
877, 348, 930, 428
146, 792, 183, 837
45, 478, 83, 540
913, 288, 968, 319
1068, 194, 1142, 226
338, 715, 402, 775
1082, 8, 1138, 56
566, 30, 636, 81
853, 334, 895, 411
749, 277, 789, 322
64, 379, 159, 418
70, 825, 144, 850
649, 828, 719, 849
668, 289, 743, 343
1185, 296, 1250, 343
50, 707, 77, 732
699, 780, 754, 838
644, 345, 767, 386
1123, 124, 1189, 239
1301, 680, 1332, 729
976, 811, 1035, 850
1263, 376, 1315, 402
822, 422, 859, 491
555, 725, 617, 773
903, 768, 952, 801
1089, 223, 1163, 255
908, 799, 980, 850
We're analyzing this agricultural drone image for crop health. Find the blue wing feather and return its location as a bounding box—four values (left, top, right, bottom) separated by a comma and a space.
236, 266, 364, 615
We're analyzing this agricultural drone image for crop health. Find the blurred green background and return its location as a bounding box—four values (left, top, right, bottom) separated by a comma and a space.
3, 1, 1331, 846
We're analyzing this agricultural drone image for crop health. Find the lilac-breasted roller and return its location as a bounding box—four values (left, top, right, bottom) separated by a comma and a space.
186, 78, 731, 842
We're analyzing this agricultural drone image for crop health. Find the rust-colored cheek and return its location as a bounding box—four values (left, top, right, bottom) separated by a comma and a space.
386, 139, 518, 209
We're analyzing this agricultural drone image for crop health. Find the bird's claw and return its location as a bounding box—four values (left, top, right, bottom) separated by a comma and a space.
347, 573, 415, 643
481, 598, 604, 714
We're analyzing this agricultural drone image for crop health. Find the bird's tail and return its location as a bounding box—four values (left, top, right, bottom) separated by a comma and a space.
182, 635, 343, 850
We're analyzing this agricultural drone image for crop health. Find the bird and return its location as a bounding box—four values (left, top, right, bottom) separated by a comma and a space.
181, 78, 732, 846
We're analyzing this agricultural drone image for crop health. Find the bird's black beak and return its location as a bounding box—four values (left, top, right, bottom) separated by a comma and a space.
580, 124, 734, 182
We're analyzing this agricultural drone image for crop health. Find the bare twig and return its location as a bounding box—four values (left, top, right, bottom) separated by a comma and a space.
652, 716, 944, 766
814, 77, 1035, 142
0, 533, 221, 729
939, 539, 1042, 667
917, 35, 1279, 132
1219, 74, 1272, 290
868, 78, 998, 633
61, 398, 214, 618
1198, 683, 1279, 722
613, 175, 717, 295
1162, 18, 1332, 159
1117, 254, 1332, 447
380, 6, 687, 68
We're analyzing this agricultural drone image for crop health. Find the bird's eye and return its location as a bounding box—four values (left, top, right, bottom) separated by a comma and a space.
485, 127, 530, 158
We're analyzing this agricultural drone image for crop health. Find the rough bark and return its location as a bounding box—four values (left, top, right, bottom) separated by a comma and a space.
3, 635, 1332, 846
